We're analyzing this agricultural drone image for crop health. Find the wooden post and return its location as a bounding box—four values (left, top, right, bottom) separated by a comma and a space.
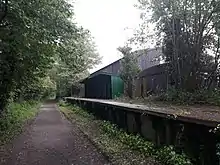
104, 106, 108, 120
140, 115, 156, 141
112, 107, 117, 124
79, 100, 82, 108
108, 107, 113, 122
83, 101, 86, 109
127, 112, 138, 133
152, 116, 163, 146
122, 110, 127, 131
135, 113, 142, 136
91, 102, 95, 114
115, 108, 121, 126
165, 120, 171, 145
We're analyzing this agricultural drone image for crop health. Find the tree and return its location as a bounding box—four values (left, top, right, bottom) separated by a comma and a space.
118, 46, 140, 98
132, 0, 220, 92
0, 0, 100, 111
51, 30, 101, 98
0, 0, 72, 109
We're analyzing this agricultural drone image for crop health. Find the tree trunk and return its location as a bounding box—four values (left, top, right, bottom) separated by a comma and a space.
128, 81, 133, 99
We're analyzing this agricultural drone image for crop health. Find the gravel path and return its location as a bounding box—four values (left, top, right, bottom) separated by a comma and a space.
1, 103, 109, 165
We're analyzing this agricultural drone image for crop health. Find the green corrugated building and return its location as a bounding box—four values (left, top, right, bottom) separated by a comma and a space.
79, 48, 162, 99
81, 73, 124, 99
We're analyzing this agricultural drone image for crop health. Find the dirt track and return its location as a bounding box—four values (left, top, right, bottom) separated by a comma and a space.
0, 103, 109, 165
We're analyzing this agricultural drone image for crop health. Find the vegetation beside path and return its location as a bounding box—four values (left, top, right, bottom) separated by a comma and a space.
0, 101, 40, 145
59, 102, 192, 165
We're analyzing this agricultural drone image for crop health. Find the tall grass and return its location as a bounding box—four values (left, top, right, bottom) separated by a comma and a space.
0, 101, 39, 144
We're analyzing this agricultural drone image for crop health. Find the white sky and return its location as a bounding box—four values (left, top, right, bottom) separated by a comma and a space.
74, 0, 141, 73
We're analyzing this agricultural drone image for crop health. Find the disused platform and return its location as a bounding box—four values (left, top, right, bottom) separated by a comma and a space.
66, 97, 220, 165
66, 97, 220, 127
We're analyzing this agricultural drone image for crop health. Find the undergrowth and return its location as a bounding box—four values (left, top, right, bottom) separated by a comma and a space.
60, 102, 192, 165
0, 101, 39, 144
155, 88, 220, 106
116, 88, 220, 106
101, 121, 192, 165
59, 100, 92, 118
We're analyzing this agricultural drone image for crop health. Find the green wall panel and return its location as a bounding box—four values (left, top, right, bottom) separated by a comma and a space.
111, 76, 124, 99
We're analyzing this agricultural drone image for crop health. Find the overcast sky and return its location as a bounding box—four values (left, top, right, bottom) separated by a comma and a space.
74, 0, 141, 73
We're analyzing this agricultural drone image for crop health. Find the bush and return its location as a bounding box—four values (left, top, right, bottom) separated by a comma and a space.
156, 87, 220, 106
0, 101, 39, 144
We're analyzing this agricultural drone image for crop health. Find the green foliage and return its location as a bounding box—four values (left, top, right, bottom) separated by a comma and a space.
131, 0, 220, 93
50, 28, 100, 98
101, 120, 192, 165
0, 0, 71, 108
58, 100, 68, 107
156, 146, 192, 165
60, 103, 157, 165
60, 103, 192, 165
156, 87, 220, 105
101, 121, 154, 155
0, 0, 100, 109
59, 101, 93, 118
118, 46, 140, 98
0, 101, 39, 144
118, 47, 140, 81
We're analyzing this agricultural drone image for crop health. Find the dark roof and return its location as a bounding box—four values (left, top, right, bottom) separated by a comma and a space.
81, 47, 162, 83
138, 63, 168, 77
132, 47, 162, 57
89, 59, 121, 78
90, 47, 161, 75
80, 72, 119, 83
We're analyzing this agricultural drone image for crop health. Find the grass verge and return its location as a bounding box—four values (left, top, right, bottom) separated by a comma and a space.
59, 102, 192, 165
0, 101, 40, 145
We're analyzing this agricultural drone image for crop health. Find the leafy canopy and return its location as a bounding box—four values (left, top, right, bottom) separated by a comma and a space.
0, 0, 100, 110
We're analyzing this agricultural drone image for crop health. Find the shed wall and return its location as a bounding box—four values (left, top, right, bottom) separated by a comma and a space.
85, 75, 112, 99
111, 76, 124, 98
